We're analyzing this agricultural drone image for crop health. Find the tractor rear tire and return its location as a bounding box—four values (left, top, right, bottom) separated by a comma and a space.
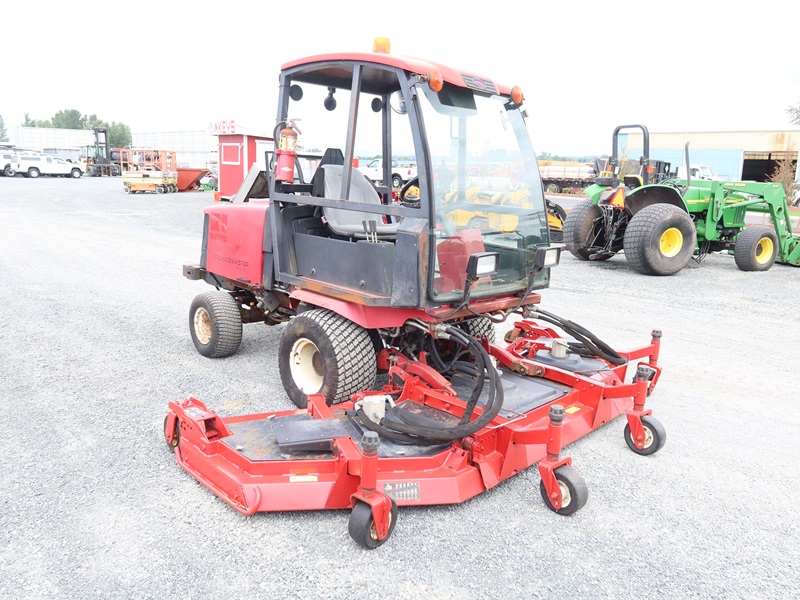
734, 225, 778, 271
562, 199, 611, 261
189, 291, 243, 358
623, 204, 696, 276
279, 309, 376, 408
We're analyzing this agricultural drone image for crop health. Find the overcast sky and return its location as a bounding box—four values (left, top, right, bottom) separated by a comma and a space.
5, 0, 800, 156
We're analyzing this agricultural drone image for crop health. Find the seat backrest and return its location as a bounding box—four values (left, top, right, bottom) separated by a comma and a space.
311, 148, 344, 197
322, 164, 399, 238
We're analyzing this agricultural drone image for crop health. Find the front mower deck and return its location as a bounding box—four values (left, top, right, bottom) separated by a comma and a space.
166, 321, 664, 547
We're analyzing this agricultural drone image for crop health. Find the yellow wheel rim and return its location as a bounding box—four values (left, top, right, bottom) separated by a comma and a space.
659, 227, 683, 258
755, 237, 775, 264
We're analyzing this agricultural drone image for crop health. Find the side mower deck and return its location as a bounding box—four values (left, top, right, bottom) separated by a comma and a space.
165, 320, 664, 548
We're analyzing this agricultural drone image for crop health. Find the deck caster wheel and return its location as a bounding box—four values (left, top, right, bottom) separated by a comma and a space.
164, 414, 180, 448
348, 499, 397, 549
539, 465, 588, 516
624, 415, 666, 456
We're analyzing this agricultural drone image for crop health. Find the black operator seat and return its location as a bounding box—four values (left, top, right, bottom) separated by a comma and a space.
321, 164, 400, 239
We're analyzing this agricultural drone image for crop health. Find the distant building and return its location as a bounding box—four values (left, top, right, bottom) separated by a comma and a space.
11, 126, 94, 161
131, 130, 217, 170
623, 129, 800, 182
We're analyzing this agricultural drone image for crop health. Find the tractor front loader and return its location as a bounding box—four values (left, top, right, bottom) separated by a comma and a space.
563, 124, 800, 275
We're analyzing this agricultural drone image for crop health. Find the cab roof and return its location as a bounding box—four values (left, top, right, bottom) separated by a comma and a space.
281, 51, 512, 96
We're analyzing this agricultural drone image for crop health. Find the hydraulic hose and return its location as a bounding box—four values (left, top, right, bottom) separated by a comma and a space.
526, 308, 626, 365
356, 324, 503, 444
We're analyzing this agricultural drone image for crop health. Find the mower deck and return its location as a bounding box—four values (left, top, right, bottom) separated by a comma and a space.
166, 320, 664, 547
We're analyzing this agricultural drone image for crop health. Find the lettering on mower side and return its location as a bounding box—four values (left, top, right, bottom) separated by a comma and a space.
212, 253, 250, 270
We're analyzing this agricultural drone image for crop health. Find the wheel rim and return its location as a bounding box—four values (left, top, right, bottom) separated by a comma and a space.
639, 425, 654, 449
557, 480, 572, 509
659, 227, 683, 257
368, 509, 392, 542
755, 237, 774, 264
193, 307, 212, 345
289, 338, 324, 394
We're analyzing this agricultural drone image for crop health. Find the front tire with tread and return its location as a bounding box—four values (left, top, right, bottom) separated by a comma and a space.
279, 309, 377, 408
734, 225, 778, 271
623, 204, 696, 276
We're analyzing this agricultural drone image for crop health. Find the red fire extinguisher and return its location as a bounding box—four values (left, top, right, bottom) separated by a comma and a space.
275, 120, 300, 183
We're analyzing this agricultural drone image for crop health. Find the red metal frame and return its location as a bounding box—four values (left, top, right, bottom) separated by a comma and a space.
166, 321, 662, 526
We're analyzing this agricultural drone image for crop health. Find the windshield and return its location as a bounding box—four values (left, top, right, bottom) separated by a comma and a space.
418, 83, 550, 302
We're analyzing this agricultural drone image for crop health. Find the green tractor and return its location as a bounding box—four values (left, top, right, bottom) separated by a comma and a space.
563, 124, 800, 275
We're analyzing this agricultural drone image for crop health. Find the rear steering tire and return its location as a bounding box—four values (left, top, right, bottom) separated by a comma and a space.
189, 291, 243, 358
734, 225, 778, 271
623, 204, 696, 276
278, 309, 377, 408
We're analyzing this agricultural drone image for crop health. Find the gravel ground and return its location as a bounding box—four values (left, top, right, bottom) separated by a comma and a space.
1, 176, 799, 599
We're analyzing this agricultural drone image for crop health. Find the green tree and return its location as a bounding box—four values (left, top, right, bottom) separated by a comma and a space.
107, 122, 132, 148
50, 109, 86, 129
0, 115, 8, 142
85, 113, 107, 130
19, 109, 132, 148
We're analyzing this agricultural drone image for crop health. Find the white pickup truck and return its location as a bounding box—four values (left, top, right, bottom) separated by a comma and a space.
358, 158, 417, 188
15, 153, 83, 178
676, 164, 724, 181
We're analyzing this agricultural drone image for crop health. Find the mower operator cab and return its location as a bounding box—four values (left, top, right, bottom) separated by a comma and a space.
267, 39, 558, 309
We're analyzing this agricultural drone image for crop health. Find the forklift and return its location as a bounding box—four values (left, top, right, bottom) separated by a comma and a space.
80, 127, 121, 177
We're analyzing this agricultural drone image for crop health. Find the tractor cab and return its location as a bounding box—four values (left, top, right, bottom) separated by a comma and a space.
264, 38, 555, 311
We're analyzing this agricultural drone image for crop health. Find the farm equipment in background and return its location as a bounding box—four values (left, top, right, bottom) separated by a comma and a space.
80, 127, 121, 177
539, 161, 598, 194
562, 124, 800, 275
168, 40, 666, 548
120, 148, 178, 194
439, 185, 566, 242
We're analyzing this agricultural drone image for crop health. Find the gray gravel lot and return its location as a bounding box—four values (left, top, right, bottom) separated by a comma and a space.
1, 176, 799, 599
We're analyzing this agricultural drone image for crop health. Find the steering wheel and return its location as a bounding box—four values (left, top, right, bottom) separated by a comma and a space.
399, 177, 420, 205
